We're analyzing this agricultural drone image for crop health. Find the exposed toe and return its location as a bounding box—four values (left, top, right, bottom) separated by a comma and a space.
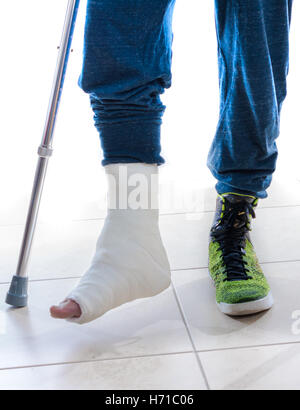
50, 299, 82, 319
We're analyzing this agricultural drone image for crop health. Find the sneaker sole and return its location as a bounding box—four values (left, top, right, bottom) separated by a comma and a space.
217, 292, 274, 316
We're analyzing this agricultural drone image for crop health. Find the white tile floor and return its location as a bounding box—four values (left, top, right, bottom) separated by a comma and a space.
1, 175, 300, 390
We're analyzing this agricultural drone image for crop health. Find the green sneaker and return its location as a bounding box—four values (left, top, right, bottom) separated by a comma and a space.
209, 193, 274, 316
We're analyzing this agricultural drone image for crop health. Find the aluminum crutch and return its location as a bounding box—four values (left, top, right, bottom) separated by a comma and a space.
6, 0, 81, 308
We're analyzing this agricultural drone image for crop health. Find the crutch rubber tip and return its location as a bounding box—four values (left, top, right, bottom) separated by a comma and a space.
6, 276, 28, 308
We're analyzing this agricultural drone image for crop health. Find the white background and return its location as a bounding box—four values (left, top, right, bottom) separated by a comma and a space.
0, 0, 299, 226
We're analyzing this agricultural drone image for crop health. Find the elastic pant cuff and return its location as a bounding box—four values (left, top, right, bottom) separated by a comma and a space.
98, 121, 165, 166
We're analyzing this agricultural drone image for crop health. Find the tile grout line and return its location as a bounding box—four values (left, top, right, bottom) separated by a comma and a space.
1, 334, 300, 374
0, 276, 83, 286
195, 339, 300, 355
171, 282, 211, 391
0, 350, 195, 373
2, 202, 300, 229
171, 258, 300, 272
1, 257, 300, 286
69, 203, 300, 222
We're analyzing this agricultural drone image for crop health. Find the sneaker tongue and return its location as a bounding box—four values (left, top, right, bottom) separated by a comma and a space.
233, 217, 247, 229
221, 194, 255, 229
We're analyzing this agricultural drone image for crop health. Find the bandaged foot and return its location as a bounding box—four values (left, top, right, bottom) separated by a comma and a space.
50, 164, 171, 324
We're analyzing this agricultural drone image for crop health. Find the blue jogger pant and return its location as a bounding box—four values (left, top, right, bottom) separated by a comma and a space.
79, 0, 293, 198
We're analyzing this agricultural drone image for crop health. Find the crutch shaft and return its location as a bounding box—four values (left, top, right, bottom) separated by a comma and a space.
41, 0, 80, 149
15, 157, 49, 278
15, 0, 79, 277
6, 0, 80, 307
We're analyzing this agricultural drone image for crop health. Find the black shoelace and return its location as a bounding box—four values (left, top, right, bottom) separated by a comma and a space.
211, 201, 256, 282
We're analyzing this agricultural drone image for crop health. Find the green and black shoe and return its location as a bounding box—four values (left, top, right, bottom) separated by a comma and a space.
209, 193, 274, 316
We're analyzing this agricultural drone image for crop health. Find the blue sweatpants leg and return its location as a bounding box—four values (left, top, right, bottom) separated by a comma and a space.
79, 0, 176, 166
208, 0, 293, 198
